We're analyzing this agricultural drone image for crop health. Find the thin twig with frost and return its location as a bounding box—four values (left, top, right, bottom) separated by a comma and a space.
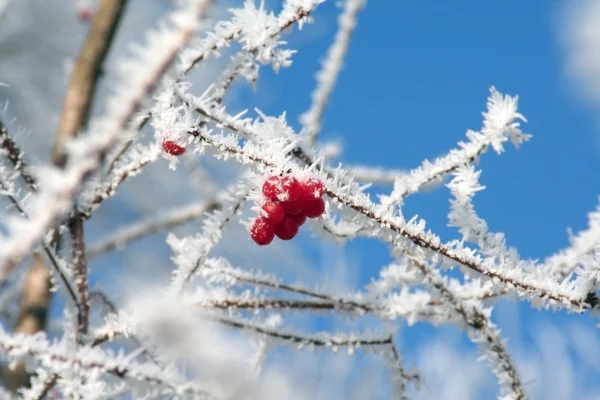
300, 0, 365, 143
378, 88, 531, 211
386, 340, 421, 400
80, 144, 161, 219
544, 198, 600, 282
212, 315, 393, 349
408, 255, 525, 399
87, 199, 220, 258
0, 0, 212, 279
182, 96, 590, 311
0, 119, 37, 191
168, 179, 250, 292
0, 329, 215, 398
346, 164, 406, 185
0, 178, 80, 315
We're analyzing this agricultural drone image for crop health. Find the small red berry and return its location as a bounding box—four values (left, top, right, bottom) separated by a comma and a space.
261, 201, 285, 225
303, 198, 326, 218
290, 212, 307, 227
282, 176, 302, 201
77, 6, 93, 22
275, 217, 299, 240
282, 200, 303, 216
250, 218, 275, 245
163, 140, 186, 156
262, 175, 301, 202
300, 177, 325, 200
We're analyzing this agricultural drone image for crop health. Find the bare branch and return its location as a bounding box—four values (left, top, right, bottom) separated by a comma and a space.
51, 0, 129, 167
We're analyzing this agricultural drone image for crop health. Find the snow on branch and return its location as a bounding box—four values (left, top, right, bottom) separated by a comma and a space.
168, 178, 250, 292
87, 199, 220, 259
0, 329, 215, 398
0, 1, 211, 280
407, 255, 525, 399
181, 94, 588, 311
378, 87, 531, 211
0, 118, 37, 191
300, 0, 365, 142
544, 198, 600, 283
4, 1, 600, 398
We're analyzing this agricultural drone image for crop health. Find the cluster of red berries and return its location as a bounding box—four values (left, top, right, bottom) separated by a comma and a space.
250, 175, 326, 245
163, 140, 186, 156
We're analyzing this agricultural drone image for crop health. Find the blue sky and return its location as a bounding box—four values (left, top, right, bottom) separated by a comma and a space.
230, 0, 600, 398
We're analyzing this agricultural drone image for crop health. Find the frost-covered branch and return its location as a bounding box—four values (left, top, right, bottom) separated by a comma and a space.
184, 95, 589, 311
87, 199, 220, 259
80, 144, 161, 219
386, 341, 421, 400
378, 88, 531, 211
168, 179, 250, 292
0, 1, 211, 279
300, 0, 365, 143
0, 119, 37, 191
0, 329, 215, 397
408, 256, 525, 399
346, 164, 406, 185
68, 217, 89, 335
544, 199, 600, 282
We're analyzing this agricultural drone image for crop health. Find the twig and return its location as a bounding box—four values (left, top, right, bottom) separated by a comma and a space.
52, 0, 130, 345
0, 254, 49, 391
0, 119, 38, 191
409, 256, 525, 399
387, 340, 421, 400
51, 0, 129, 167
300, 0, 365, 144
0, 0, 211, 280
68, 216, 89, 335
86, 200, 220, 258
186, 112, 589, 310
215, 316, 392, 348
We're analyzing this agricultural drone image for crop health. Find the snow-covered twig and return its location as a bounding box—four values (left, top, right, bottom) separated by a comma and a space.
300, 0, 365, 143
183, 97, 589, 311
378, 88, 531, 211
0, 329, 215, 398
87, 199, 220, 259
346, 164, 406, 185
408, 256, 524, 399
386, 340, 421, 400
544, 199, 600, 282
0, 1, 212, 279
168, 178, 250, 292
0, 119, 37, 191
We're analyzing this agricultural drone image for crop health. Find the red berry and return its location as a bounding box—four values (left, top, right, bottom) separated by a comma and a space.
250, 218, 275, 246
262, 176, 301, 202
290, 212, 307, 226
163, 140, 186, 156
300, 177, 325, 200
303, 198, 326, 218
261, 201, 285, 225
282, 200, 303, 216
77, 6, 93, 22
275, 217, 299, 241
